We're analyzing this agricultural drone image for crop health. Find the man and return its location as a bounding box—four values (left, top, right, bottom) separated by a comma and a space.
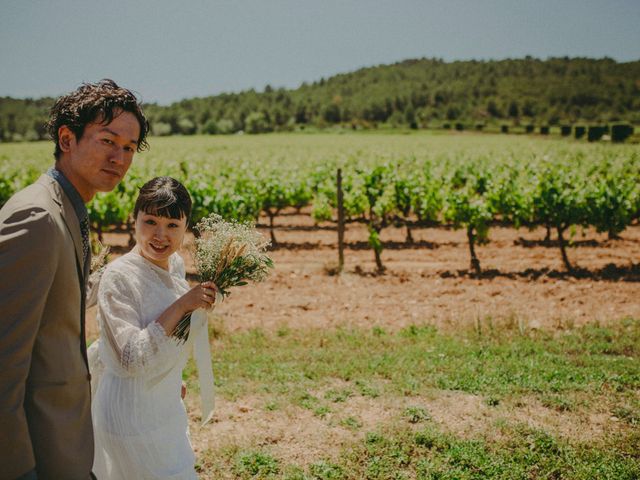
0, 80, 149, 480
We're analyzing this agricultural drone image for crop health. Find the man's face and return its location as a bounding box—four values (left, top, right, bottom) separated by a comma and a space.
57, 111, 141, 202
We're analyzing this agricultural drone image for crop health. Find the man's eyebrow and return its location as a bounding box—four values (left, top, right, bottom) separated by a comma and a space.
99, 127, 139, 145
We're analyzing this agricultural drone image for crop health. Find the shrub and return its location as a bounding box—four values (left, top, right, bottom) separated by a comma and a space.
611, 124, 634, 143
588, 126, 605, 142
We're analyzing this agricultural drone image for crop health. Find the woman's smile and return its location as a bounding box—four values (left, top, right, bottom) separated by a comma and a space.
150, 242, 169, 253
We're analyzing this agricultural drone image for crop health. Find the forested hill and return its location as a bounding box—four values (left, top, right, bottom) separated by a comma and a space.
1, 57, 639, 140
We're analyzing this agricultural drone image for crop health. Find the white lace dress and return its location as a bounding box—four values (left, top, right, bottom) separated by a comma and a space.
90, 251, 197, 480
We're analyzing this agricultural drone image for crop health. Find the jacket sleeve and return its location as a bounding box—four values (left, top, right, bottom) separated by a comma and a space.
0, 205, 59, 478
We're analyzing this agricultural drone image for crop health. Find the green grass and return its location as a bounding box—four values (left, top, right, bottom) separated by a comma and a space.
200, 425, 639, 479
335, 424, 640, 480
187, 318, 640, 478
195, 318, 640, 403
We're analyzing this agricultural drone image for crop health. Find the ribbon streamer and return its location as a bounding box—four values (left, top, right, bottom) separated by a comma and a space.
190, 308, 215, 426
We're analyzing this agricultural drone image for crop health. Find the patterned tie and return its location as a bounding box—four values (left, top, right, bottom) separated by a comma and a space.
80, 215, 90, 268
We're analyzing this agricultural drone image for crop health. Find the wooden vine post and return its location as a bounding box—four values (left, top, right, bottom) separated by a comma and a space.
337, 168, 345, 273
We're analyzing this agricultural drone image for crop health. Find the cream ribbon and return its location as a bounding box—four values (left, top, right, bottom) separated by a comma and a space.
190, 308, 215, 426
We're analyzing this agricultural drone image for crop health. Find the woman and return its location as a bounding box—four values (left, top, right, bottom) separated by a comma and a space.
90, 177, 216, 479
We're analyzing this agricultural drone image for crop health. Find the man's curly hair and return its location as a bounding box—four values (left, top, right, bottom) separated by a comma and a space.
47, 79, 149, 160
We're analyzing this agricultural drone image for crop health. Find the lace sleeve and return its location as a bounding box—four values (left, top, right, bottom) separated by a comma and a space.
97, 269, 176, 377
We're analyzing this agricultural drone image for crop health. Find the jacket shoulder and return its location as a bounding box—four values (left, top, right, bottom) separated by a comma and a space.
0, 182, 64, 246
1, 181, 58, 214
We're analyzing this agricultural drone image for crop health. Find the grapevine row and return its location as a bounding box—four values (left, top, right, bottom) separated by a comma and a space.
1, 152, 638, 274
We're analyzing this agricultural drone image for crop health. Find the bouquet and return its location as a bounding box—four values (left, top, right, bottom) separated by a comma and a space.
172, 214, 274, 341
87, 241, 111, 309
90, 241, 111, 275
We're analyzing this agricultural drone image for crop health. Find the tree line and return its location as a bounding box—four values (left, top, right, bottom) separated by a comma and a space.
1, 56, 639, 141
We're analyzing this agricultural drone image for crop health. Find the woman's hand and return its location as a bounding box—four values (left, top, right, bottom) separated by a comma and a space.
156, 282, 219, 337
178, 281, 218, 315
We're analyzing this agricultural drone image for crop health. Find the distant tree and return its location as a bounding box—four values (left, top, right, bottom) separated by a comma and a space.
294, 103, 308, 124
522, 100, 535, 117
446, 107, 460, 120
323, 104, 341, 123
202, 118, 219, 135
24, 129, 39, 141
433, 90, 448, 106
7, 114, 17, 135
394, 95, 406, 111
364, 102, 389, 122
272, 107, 289, 127
245, 111, 269, 133
177, 117, 196, 135
151, 121, 172, 136
405, 107, 417, 129
216, 118, 235, 134
487, 100, 501, 118
3, 57, 640, 137
33, 119, 47, 140
341, 107, 353, 122
411, 88, 429, 108
508, 101, 519, 119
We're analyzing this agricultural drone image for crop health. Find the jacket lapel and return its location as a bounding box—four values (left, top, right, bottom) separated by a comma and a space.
36, 175, 85, 283
37, 174, 91, 370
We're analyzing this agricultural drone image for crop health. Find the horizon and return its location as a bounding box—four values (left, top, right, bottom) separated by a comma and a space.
2, 0, 639, 104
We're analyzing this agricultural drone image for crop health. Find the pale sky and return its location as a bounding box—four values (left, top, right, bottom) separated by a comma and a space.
1, 0, 639, 104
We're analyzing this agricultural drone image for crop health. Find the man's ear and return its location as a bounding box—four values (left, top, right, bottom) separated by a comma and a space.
58, 125, 75, 153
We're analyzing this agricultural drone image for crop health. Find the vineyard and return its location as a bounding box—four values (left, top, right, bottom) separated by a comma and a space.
2, 132, 638, 275
2, 132, 640, 478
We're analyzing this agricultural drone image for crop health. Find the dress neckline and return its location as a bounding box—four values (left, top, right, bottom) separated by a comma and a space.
129, 248, 178, 279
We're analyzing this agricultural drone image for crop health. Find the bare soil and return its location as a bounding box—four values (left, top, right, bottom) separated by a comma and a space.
89, 210, 640, 339
185, 387, 628, 471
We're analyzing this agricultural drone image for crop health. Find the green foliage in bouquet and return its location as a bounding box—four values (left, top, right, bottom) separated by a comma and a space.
173, 214, 274, 341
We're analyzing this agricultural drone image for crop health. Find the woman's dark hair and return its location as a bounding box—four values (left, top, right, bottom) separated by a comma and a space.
47, 79, 150, 160
134, 177, 192, 223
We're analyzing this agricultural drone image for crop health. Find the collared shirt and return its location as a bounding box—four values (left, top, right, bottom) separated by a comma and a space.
46, 167, 88, 224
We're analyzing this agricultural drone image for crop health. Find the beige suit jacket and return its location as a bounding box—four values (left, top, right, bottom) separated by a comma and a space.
0, 175, 93, 480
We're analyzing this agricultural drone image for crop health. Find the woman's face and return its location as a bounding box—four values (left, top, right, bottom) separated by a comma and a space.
134, 211, 187, 270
